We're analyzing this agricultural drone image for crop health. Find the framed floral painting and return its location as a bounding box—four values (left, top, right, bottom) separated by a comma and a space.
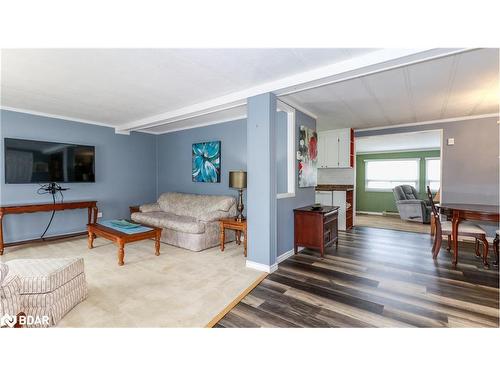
192, 141, 221, 183
297, 126, 318, 188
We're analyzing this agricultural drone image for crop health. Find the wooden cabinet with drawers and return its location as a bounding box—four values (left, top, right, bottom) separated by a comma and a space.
293, 205, 339, 258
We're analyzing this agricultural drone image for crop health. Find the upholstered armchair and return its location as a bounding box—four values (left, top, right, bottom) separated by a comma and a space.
393, 185, 431, 224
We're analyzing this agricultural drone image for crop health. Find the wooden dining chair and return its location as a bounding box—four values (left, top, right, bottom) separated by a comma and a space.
430, 188, 440, 236
494, 230, 499, 267
426, 187, 488, 262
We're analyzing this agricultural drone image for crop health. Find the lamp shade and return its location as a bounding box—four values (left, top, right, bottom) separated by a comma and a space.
229, 171, 247, 189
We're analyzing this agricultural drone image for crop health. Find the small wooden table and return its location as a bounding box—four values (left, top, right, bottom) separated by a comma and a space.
437, 203, 500, 267
219, 218, 247, 257
87, 223, 162, 266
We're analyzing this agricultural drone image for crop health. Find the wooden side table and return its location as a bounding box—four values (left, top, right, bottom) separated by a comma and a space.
219, 218, 247, 257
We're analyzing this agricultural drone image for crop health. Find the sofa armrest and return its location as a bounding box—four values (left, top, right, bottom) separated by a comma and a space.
139, 202, 161, 213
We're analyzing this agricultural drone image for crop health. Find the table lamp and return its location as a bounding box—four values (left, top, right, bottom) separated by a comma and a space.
229, 171, 247, 222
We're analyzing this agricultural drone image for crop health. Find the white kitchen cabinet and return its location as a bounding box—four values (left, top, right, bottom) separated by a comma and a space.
333, 191, 347, 231
317, 128, 353, 169
317, 130, 338, 168
315, 191, 347, 231
317, 136, 326, 168
315, 191, 333, 206
337, 128, 351, 168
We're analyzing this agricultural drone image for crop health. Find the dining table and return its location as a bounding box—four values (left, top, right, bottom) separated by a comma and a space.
437, 203, 500, 267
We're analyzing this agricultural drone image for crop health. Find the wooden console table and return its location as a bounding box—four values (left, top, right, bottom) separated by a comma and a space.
0, 200, 98, 255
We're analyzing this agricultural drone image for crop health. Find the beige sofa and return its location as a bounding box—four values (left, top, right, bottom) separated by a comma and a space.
131, 192, 237, 251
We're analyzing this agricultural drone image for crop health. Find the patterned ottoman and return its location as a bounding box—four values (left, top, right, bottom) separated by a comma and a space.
0, 263, 21, 325
5, 257, 87, 327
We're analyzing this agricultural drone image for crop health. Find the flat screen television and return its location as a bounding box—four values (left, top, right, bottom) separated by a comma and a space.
4, 138, 95, 184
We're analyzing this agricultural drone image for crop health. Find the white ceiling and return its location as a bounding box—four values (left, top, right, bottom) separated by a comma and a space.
0, 48, 376, 129
284, 48, 499, 131
356, 130, 441, 153
1, 48, 498, 134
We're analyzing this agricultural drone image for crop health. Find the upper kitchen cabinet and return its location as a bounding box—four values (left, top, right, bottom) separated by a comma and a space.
317, 128, 354, 168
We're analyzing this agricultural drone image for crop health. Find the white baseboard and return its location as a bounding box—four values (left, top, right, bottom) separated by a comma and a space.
246, 260, 278, 273
277, 247, 303, 263
356, 211, 384, 216
246, 246, 303, 273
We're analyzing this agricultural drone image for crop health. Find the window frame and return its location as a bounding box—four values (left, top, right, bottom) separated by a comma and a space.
276, 100, 296, 199
364, 158, 421, 193
425, 157, 441, 193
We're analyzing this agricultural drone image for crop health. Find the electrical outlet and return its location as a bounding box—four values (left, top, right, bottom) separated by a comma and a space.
447, 138, 455, 145
97, 212, 103, 218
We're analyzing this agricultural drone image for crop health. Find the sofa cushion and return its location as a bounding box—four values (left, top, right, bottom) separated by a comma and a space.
157, 192, 235, 220
132, 211, 206, 234
5, 257, 85, 294
139, 202, 161, 213
131, 211, 169, 228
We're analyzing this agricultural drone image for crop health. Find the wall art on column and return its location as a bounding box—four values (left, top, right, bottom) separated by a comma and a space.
297, 126, 318, 188
192, 141, 221, 183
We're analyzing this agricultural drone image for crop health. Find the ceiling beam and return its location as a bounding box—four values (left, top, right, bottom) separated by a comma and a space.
355, 112, 499, 133
117, 48, 472, 133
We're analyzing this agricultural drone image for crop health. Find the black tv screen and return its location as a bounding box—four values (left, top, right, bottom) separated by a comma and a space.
4, 138, 95, 183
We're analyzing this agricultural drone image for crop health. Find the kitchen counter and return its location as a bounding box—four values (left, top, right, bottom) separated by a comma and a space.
315, 184, 354, 192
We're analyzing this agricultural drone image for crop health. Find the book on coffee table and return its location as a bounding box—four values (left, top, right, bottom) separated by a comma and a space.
109, 219, 141, 229
99, 220, 152, 235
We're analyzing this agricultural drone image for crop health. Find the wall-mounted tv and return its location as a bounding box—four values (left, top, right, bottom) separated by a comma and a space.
4, 138, 95, 184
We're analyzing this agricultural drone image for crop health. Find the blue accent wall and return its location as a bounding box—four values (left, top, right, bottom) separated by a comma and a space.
277, 110, 316, 256
0, 110, 157, 243
156, 118, 247, 203
1, 105, 315, 259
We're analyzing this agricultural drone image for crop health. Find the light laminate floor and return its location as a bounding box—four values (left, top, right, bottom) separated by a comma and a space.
355, 213, 430, 234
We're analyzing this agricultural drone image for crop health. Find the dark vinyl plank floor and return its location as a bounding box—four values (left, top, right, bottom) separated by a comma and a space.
216, 226, 499, 328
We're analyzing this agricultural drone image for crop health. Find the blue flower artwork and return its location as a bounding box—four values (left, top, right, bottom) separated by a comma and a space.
192, 141, 221, 183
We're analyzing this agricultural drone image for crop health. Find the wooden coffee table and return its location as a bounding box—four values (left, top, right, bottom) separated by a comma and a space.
87, 223, 162, 266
